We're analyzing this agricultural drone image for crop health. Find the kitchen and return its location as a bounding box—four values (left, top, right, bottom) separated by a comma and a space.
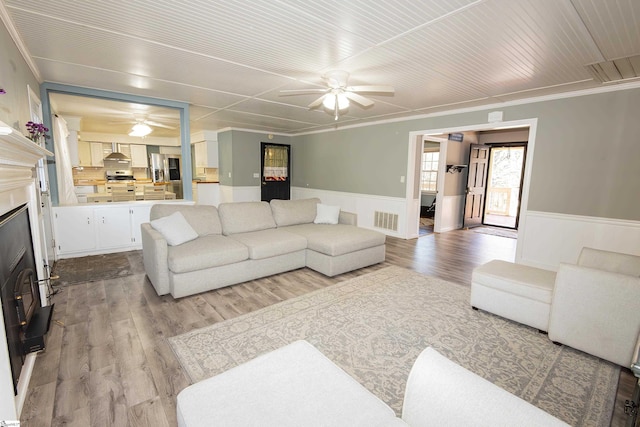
51, 94, 220, 206
51, 94, 220, 259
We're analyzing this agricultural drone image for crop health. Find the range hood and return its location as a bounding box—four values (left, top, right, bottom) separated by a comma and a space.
104, 143, 130, 161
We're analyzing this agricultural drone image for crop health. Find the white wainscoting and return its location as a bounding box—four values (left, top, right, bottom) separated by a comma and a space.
218, 185, 261, 204
517, 210, 640, 270
292, 187, 408, 238
436, 195, 465, 233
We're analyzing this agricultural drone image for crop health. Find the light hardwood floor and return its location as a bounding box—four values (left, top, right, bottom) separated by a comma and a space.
20, 230, 636, 426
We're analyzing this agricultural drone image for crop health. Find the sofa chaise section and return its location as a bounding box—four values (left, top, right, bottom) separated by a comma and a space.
270, 198, 386, 277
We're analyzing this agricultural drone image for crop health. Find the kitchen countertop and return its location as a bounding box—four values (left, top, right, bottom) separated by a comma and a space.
74, 179, 106, 186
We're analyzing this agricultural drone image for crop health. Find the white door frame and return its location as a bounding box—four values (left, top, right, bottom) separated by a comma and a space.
405, 118, 538, 263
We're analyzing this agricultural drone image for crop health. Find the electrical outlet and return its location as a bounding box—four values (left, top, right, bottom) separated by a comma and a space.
400, 176, 405, 183
228, 172, 231, 178
253, 173, 259, 178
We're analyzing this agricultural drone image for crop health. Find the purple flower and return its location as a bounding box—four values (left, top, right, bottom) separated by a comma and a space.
25, 121, 50, 142
0, 88, 6, 94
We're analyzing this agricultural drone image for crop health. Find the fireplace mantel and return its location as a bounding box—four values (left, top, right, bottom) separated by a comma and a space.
0, 128, 52, 421
0, 130, 52, 190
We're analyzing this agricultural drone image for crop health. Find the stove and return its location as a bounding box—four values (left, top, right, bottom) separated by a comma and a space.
106, 169, 135, 182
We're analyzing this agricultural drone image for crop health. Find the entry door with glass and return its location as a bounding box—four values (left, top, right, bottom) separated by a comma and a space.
261, 143, 290, 202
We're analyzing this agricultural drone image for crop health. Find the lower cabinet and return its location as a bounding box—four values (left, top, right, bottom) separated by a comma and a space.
53, 204, 152, 257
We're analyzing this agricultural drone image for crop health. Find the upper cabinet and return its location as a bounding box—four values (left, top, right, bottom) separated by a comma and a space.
78, 141, 92, 166
90, 142, 105, 167
130, 144, 148, 168
193, 140, 219, 168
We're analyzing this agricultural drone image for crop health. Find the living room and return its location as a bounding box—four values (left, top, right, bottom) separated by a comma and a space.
1, 1, 639, 426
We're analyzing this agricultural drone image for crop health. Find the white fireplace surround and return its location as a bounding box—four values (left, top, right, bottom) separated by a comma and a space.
0, 129, 52, 420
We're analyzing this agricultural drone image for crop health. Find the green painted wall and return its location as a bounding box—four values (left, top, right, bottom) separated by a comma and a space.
290, 88, 640, 222
291, 124, 409, 197
220, 129, 292, 186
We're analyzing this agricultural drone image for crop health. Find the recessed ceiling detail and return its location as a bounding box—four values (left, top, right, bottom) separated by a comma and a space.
586, 54, 640, 83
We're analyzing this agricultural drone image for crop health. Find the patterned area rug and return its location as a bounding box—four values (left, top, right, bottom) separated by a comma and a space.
51, 252, 133, 286
169, 266, 618, 426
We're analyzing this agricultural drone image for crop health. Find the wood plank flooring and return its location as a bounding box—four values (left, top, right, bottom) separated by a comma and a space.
20, 230, 636, 426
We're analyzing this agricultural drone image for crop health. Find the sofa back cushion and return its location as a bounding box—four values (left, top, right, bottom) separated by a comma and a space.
218, 201, 276, 235
577, 247, 640, 276
270, 198, 321, 227
150, 204, 222, 236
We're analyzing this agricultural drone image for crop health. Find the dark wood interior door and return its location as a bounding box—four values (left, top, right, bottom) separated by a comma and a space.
463, 144, 490, 228
261, 143, 290, 202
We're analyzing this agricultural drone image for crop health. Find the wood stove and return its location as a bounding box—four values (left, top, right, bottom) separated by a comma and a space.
0, 205, 53, 395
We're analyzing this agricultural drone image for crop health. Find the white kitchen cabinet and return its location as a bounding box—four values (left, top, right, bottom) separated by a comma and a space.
53, 203, 155, 258
78, 141, 92, 166
94, 206, 132, 249
53, 206, 96, 254
193, 140, 218, 167
160, 146, 181, 155
130, 205, 151, 244
130, 144, 148, 168
90, 142, 104, 166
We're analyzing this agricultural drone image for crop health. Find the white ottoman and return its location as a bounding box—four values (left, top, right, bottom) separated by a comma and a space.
471, 260, 556, 332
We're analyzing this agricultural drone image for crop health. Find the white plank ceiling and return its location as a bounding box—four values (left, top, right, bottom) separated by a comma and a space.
2, 0, 639, 135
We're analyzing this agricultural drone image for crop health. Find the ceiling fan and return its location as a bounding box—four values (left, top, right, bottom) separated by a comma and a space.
280, 70, 394, 120
108, 116, 177, 137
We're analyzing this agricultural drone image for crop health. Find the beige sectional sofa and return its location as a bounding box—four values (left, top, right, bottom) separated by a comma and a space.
141, 198, 386, 298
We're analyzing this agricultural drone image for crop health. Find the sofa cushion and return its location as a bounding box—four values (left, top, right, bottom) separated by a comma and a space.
285, 224, 386, 256
150, 204, 222, 236
168, 235, 249, 273
150, 211, 199, 246
229, 229, 308, 260
219, 201, 276, 235
314, 203, 340, 224
577, 247, 640, 276
270, 198, 320, 227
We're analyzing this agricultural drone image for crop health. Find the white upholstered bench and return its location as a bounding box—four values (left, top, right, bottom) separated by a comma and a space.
470, 260, 556, 332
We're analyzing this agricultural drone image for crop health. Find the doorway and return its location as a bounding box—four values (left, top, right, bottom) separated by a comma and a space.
261, 143, 290, 202
483, 144, 526, 229
418, 140, 441, 236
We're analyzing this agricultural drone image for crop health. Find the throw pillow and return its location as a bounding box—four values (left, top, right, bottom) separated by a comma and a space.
150, 211, 199, 246
314, 203, 340, 225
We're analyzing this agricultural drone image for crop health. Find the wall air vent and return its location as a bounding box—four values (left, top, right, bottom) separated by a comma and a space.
586, 54, 640, 83
374, 211, 398, 231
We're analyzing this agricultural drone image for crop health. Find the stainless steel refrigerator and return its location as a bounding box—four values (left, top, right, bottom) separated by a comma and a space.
150, 153, 183, 199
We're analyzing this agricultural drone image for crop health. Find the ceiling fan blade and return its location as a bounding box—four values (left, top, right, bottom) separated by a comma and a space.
145, 120, 177, 130
280, 89, 328, 96
107, 120, 135, 125
307, 95, 326, 109
344, 92, 374, 108
346, 85, 395, 94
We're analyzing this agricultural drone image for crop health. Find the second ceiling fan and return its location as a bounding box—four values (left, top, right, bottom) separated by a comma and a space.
280, 70, 394, 120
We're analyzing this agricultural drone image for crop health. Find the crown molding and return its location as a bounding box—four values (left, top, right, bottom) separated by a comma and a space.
0, 1, 42, 82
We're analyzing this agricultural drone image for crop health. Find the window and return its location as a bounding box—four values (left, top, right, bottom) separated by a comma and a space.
421, 151, 439, 192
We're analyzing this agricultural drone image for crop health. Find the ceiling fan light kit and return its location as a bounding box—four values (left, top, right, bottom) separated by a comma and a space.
129, 123, 152, 137
280, 70, 394, 121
